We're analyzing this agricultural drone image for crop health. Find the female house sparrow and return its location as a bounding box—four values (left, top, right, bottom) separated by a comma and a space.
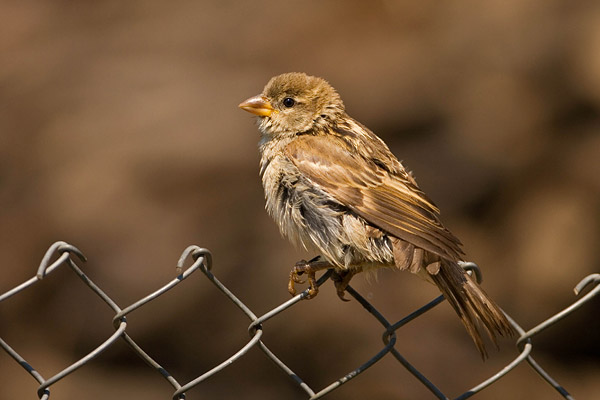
239, 72, 513, 357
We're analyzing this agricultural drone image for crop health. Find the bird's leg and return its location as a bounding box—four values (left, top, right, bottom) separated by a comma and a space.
331, 269, 358, 302
288, 256, 333, 299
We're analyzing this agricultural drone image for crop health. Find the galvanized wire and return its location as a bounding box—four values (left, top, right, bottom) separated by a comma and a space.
1, 241, 599, 399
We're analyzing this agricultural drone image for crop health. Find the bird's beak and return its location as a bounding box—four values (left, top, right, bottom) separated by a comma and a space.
238, 95, 274, 117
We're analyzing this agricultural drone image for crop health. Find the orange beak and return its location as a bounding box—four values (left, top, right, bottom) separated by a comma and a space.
238, 95, 274, 117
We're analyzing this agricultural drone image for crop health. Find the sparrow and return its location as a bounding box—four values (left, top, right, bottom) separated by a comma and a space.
239, 72, 513, 357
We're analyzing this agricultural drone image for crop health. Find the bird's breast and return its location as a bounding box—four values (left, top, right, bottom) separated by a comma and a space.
259, 151, 395, 269
261, 151, 339, 246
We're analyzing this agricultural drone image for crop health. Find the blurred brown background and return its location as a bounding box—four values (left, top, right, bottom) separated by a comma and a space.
1, 1, 599, 399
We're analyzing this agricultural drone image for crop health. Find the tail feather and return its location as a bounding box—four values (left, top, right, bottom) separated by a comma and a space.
426, 260, 514, 358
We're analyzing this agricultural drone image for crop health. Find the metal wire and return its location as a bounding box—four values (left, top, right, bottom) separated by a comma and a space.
1, 241, 598, 399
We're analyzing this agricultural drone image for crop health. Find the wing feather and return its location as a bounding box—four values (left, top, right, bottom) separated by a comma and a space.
284, 132, 464, 261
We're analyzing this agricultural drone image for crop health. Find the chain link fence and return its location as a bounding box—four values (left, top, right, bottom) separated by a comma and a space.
1, 241, 599, 399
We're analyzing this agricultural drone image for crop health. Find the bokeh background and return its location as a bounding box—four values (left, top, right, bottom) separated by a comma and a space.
1, 1, 599, 399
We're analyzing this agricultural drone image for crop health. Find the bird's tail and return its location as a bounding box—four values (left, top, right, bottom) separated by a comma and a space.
425, 260, 515, 358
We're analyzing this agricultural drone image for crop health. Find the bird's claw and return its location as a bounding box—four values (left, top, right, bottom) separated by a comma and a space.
288, 260, 319, 299
331, 270, 356, 302
335, 285, 351, 302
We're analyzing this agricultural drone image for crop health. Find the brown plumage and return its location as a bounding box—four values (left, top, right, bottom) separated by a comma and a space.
239, 72, 514, 357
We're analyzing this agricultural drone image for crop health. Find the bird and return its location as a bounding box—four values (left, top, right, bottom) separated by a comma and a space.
239, 72, 514, 357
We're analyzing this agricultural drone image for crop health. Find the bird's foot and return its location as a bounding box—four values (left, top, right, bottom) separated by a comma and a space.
288, 258, 331, 299
331, 269, 357, 302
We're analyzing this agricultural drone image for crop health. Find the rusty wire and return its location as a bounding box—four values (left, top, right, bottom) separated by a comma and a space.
1, 241, 599, 399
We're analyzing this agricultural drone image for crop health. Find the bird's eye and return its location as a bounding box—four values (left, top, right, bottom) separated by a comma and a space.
282, 97, 295, 108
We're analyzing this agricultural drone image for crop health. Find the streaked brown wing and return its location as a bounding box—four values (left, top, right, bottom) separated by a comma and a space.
284, 133, 464, 261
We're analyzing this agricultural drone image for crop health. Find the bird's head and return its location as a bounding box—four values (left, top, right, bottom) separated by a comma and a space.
239, 72, 345, 138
